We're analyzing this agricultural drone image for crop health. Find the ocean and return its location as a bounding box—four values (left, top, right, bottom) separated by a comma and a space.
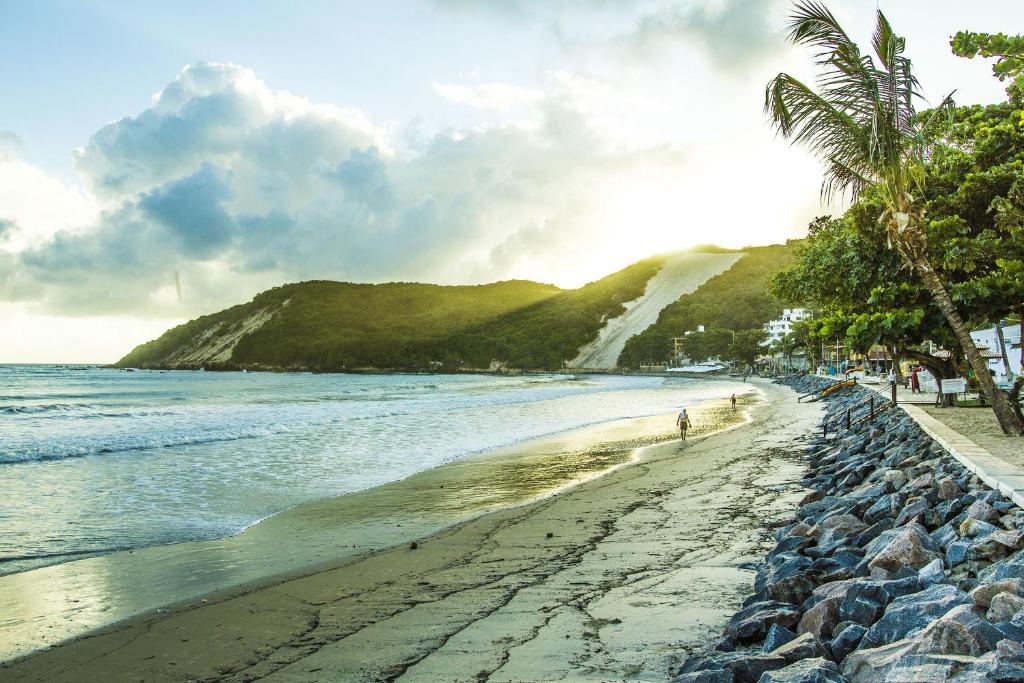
0, 365, 743, 576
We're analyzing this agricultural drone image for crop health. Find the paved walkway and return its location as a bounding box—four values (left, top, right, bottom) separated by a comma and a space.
901, 405, 1024, 509
810, 374, 1024, 509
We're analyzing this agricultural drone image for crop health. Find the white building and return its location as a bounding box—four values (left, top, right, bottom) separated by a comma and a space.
971, 322, 1022, 385
763, 308, 812, 346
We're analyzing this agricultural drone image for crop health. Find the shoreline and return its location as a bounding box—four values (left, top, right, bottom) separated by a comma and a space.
0, 387, 755, 665
3, 380, 825, 681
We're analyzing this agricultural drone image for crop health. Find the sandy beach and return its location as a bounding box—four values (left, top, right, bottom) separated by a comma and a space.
3, 380, 822, 682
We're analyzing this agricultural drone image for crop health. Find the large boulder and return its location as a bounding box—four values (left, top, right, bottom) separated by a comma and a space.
841, 639, 915, 682
829, 624, 867, 664
842, 640, 992, 683
798, 597, 841, 641
809, 514, 868, 539
988, 639, 1024, 682
756, 554, 815, 604
762, 624, 797, 652
769, 632, 828, 664
893, 499, 931, 528
866, 524, 942, 577
969, 578, 1024, 608
838, 582, 889, 626
988, 593, 1024, 623
678, 651, 787, 683
909, 604, 1003, 656
755, 658, 847, 683
671, 671, 735, 683
726, 601, 803, 644
979, 551, 1024, 582
860, 584, 973, 649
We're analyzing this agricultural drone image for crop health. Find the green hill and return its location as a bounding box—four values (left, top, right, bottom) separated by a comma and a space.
116, 257, 666, 371
616, 243, 799, 367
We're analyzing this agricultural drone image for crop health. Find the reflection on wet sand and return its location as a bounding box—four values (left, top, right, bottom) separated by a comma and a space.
0, 390, 758, 663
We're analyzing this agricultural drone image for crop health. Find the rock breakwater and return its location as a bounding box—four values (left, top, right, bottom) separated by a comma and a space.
675, 375, 1024, 683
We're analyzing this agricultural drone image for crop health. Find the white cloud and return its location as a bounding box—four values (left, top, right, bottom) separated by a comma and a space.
1, 62, 707, 317
433, 81, 544, 112
0, 154, 98, 252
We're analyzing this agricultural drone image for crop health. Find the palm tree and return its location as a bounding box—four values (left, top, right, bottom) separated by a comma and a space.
765, 2, 1024, 435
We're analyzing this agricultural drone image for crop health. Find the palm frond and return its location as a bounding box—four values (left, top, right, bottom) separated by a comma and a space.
823, 156, 874, 201
766, 73, 878, 200
766, 2, 937, 209
786, 1, 852, 62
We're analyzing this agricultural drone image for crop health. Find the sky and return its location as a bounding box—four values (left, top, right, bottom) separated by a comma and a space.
0, 0, 1019, 363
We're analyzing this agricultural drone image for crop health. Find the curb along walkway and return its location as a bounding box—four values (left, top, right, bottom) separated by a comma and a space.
810, 374, 1024, 511
900, 404, 1024, 510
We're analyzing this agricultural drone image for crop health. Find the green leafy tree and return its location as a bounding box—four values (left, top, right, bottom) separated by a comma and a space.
765, 3, 1023, 433
728, 329, 768, 369
678, 328, 734, 363
952, 31, 1024, 113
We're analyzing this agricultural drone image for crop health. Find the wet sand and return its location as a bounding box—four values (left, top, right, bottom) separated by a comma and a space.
3, 380, 822, 681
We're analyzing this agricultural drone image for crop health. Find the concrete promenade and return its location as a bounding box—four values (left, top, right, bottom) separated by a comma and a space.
813, 373, 1024, 511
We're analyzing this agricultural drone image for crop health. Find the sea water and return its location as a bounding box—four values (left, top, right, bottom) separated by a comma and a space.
0, 365, 743, 575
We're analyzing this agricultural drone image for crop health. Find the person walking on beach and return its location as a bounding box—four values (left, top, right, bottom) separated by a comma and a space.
730, 394, 737, 411
676, 408, 691, 441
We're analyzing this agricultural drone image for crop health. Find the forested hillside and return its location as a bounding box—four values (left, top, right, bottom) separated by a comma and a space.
116, 257, 666, 371
617, 243, 799, 367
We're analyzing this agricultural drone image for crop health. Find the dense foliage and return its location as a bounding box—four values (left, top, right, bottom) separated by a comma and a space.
765, 5, 1024, 433
616, 244, 797, 367
772, 97, 1024, 368
117, 258, 666, 371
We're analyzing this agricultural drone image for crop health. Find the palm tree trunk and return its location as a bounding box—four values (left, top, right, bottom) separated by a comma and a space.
915, 262, 1024, 435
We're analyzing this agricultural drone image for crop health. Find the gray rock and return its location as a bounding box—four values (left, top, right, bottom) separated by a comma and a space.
763, 624, 797, 652
947, 539, 973, 568
757, 554, 814, 600
671, 671, 735, 683
935, 499, 966, 526
973, 538, 1014, 563
756, 658, 847, 683
852, 520, 892, 548
729, 654, 789, 683
861, 583, 973, 648
967, 500, 998, 523
911, 604, 1003, 656
867, 525, 942, 577
988, 639, 1024, 682
864, 495, 899, 524
894, 499, 932, 528
938, 478, 964, 501
979, 552, 1024, 582
883, 653, 960, 681
727, 601, 803, 644
988, 593, 1024, 623
811, 514, 868, 539
970, 578, 1024, 607
770, 632, 828, 664
918, 558, 946, 587
930, 523, 959, 550
838, 582, 888, 626
993, 620, 1024, 643
829, 624, 867, 663
799, 597, 841, 641
841, 639, 915, 682
991, 529, 1024, 551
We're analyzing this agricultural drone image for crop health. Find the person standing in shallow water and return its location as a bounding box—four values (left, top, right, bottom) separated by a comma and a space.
676, 408, 691, 441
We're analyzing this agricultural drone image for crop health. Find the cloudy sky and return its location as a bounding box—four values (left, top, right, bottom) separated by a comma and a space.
0, 0, 1018, 362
